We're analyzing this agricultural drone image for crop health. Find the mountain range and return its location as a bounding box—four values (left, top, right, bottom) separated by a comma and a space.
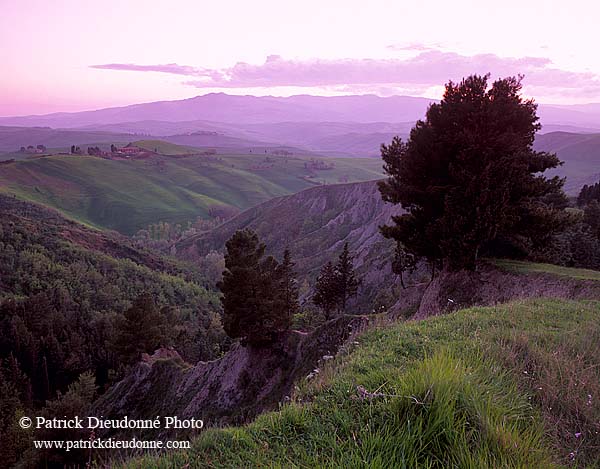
0, 94, 429, 157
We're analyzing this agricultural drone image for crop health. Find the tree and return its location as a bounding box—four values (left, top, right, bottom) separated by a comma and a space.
218, 229, 289, 345
392, 241, 417, 289
276, 249, 300, 326
111, 293, 165, 365
36, 372, 96, 467
379, 74, 566, 271
578, 181, 600, 207
313, 261, 339, 320
584, 200, 600, 239
335, 243, 359, 312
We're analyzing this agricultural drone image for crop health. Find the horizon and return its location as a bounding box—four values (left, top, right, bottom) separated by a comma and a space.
3, 91, 600, 120
3, 0, 600, 116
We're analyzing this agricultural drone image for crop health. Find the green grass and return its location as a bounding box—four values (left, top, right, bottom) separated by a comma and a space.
118, 298, 600, 468
493, 259, 600, 281
0, 153, 384, 235
133, 139, 200, 155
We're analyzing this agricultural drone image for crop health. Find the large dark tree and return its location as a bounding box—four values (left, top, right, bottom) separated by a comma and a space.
219, 229, 290, 345
379, 74, 566, 270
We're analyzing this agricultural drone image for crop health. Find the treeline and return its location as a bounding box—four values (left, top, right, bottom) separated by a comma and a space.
536, 182, 600, 269
577, 181, 600, 207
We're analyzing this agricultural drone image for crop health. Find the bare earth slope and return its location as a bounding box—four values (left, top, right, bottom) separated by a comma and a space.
175, 180, 412, 309
91, 315, 373, 438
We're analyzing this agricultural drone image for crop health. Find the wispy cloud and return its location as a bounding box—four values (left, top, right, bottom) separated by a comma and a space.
91, 51, 600, 97
91, 63, 198, 75
386, 42, 443, 52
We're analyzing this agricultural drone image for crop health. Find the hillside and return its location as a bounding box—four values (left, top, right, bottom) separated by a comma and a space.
0, 192, 225, 396
0, 125, 133, 153
120, 294, 600, 467
0, 193, 218, 312
133, 139, 202, 155
534, 131, 600, 193
0, 193, 230, 467
0, 154, 384, 235
175, 180, 419, 312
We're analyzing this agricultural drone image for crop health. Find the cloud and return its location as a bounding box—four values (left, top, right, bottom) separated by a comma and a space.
386, 42, 442, 51
91, 63, 199, 75
91, 52, 600, 97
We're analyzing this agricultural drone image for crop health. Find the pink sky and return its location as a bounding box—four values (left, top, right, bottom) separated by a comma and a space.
2, 0, 600, 116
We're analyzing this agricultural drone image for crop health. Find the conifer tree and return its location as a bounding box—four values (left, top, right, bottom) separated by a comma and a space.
276, 248, 299, 326
335, 242, 359, 312
392, 241, 417, 289
112, 293, 164, 365
379, 74, 566, 270
313, 261, 339, 319
584, 200, 600, 240
219, 229, 290, 345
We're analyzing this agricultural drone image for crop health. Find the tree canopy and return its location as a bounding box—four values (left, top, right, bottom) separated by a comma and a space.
379, 74, 567, 270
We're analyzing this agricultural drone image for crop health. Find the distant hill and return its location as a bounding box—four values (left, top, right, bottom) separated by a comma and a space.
0, 153, 384, 235
2, 93, 600, 160
534, 131, 600, 193
0, 93, 436, 127
2, 92, 599, 130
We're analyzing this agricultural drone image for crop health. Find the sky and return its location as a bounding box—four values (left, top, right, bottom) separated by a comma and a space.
1, 0, 600, 116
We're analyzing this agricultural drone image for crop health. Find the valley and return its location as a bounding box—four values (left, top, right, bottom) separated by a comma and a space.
0, 151, 384, 234
1, 82, 600, 468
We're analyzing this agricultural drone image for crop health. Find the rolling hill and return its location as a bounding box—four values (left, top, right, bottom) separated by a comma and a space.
0, 153, 385, 235
534, 131, 600, 193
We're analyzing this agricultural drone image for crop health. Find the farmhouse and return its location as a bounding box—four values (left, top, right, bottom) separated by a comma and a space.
117, 146, 142, 155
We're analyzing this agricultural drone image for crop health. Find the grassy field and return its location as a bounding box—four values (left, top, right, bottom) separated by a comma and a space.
0, 153, 384, 235
494, 258, 600, 281
119, 297, 600, 468
133, 139, 200, 155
